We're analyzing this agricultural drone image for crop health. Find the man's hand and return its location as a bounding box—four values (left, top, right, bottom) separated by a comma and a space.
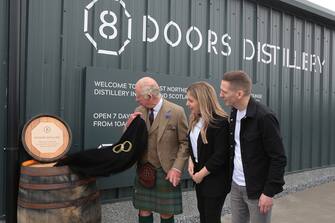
258, 193, 273, 214
165, 168, 182, 187
126, 112, 142, 128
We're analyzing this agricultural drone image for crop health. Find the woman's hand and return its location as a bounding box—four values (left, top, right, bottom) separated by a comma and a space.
192, 167, 209, 184
192, 172, 204, 184
188, 157, 194, 177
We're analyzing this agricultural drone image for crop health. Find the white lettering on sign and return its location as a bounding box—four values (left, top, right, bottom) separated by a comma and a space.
84, 0, 326, 72
221, 34, 232, 56
186, 26, 202, 51
93, 121, 114, 127
143, 15, 159, 42
208, 30, 218, 54
164, 21, 182, 47
94, 81, 127, 88
168, 93, 187, 100
92, 80, 188, 100
94, 89, 129, 96
84, 0, 131, 56
99, 10, 118, 40
243, 38, 325, 73
92, 112, 131, 128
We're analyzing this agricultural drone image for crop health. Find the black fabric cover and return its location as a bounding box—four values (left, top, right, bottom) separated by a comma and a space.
56, 116, 147, 177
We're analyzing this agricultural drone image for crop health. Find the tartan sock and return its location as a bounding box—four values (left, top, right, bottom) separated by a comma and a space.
139, 214, 153, 223
160, 216, 174, 223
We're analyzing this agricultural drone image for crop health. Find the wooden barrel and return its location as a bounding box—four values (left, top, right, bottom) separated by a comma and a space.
17, 160, 101, 223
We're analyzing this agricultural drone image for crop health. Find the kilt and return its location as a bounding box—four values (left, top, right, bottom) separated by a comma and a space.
133, 168, 183, 214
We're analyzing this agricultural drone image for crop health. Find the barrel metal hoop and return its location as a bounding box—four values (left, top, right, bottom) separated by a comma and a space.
20, 165, 71, 176
17, 191, 100, 209
19, 177, 96, 190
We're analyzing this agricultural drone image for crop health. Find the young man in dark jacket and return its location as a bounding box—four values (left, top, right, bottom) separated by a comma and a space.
220, 70, 287, 223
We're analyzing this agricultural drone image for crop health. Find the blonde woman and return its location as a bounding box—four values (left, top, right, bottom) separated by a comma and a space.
186, 82, 231, 223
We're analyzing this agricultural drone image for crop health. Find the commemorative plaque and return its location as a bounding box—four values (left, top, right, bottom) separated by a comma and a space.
22, 115, 72, 162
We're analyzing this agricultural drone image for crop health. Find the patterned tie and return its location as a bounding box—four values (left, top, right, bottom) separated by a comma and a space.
149, 108, 154, 126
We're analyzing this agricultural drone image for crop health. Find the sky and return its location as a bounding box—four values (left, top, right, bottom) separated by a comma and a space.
305, 0, 335, 12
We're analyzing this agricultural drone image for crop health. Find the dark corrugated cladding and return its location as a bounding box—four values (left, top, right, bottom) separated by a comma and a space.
0, 0, 8, 219
1, 0, 335, 210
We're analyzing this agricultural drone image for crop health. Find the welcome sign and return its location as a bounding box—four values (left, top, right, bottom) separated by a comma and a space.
84, 67, 265, 188
84, 67, 214, 149
84, 67, 265, 149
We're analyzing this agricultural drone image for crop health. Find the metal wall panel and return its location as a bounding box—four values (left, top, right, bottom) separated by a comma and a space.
16, 0, 335, 200
0, 0, 8, 218
330, 31, 335, 166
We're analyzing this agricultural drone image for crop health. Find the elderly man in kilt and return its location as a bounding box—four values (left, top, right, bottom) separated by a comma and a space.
126, 77, 189, 223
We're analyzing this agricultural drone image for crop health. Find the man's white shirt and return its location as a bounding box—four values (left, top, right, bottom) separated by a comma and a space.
233, 109, 247, 186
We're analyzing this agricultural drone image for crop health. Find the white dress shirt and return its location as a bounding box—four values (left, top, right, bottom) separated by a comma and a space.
151, 98, 163, 120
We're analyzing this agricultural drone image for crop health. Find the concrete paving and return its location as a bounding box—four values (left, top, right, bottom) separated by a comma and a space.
222, 181, 335, 223
101, 166, 335, 223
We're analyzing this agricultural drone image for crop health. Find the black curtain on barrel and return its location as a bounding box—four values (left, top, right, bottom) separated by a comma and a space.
57, 116, 148, 177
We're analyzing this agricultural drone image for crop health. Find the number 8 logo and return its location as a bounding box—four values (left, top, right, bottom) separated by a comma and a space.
84, 0, 132, 55
99, 11, 118, 40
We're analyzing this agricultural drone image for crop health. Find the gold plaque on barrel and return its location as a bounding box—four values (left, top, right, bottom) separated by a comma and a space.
22, 115, 72, 162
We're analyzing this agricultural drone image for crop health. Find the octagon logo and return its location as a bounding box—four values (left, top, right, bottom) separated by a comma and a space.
84, 0, 132, 55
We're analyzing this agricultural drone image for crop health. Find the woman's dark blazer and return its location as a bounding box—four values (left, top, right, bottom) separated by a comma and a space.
188, 115, 231, 197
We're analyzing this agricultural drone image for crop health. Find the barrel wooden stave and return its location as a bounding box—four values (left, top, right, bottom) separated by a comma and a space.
17, 160, 101, 223
17, 198, 101, 223
18, 181, 97, 204
19, 173, 80, 185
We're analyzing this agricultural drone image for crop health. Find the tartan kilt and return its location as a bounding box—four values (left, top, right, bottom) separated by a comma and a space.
132, 168, 183, 214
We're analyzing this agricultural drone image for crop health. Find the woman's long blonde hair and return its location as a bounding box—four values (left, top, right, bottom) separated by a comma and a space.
187, 81, 228, 144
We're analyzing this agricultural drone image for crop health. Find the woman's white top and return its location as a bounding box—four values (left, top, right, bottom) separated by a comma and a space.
190, 118, 204, 163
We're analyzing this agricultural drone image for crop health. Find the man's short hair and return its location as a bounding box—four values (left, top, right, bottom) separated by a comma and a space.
141, 85, 161, 98
222, 70, 252, 95
136, 77, 161, 99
